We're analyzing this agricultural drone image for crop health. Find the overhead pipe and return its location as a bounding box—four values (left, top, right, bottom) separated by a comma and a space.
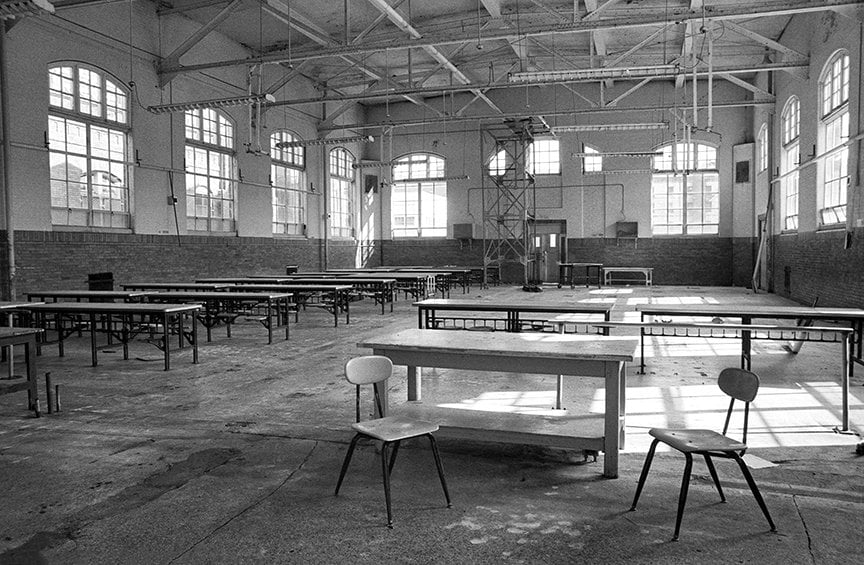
0, 27, 15, 300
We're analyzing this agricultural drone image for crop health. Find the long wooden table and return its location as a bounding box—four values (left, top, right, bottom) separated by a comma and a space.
226, 284, 351, 326
122, 282, 231, 292
26, 290, 153, 302
557, 262, 603, 288
24, 302, 201, 370
358, 329, 638, 478
415, 298, 613, 333
144, 291, 293, 344
0, 327, 41, 414
638, 304, 864, 370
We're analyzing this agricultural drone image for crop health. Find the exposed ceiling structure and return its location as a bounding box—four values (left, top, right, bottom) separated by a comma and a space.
51, 0, 863, 131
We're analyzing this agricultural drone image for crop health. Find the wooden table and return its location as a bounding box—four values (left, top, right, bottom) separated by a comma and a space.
122, 282, 231, 292
415, 299, 613, 333
358, 329, 638, 478
226, 284, 351, 326
24, 302, 201, 370
603, 267, 653, 286
145, 291, 293, 344
638, 304, 864, 370
273, 278, 396, 314
0, 327, 41, 414
558, 262, 603, 288
26, 290, 153, 302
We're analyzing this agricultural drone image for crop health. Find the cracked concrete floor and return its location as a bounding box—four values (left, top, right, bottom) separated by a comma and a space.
1, 284, 862, 564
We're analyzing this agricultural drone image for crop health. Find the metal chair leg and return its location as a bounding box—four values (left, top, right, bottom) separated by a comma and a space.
702, 454, 726, 502
428, 434, 452, 507
672, 453, 694, 541
335, 434, 362, 496
380, 442, 394, 528
731, 452, 777, 532
388, 440, 401, 473
630, 438, 659, 510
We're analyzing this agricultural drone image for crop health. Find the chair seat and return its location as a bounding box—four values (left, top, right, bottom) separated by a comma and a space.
649, 428, 747, 453
352, 415, 440, 442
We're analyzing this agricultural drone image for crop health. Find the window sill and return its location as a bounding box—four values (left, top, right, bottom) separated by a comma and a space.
51, 225, 132, 234
816, 224, 845, 233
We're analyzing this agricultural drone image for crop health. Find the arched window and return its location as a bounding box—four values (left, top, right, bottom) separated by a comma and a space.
780, 97, 800, 230
184, 108, 236, 232
526, 138, 560, 175
757, 123, 768, 173
391, 153, 447, 237
582, 145, 602, 173
818, 50, 849, 225
329, 147, 355, 237
651, 142, 719, 235
270, 131, 305, 236
48, 63, 131, 228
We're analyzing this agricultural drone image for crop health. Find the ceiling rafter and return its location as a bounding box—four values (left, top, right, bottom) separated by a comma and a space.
365, 0, 503, 114
156, 0, 856, 80
718, 72, 775, 99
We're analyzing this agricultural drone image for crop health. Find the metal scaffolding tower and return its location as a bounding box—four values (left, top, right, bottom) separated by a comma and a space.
480, 122, 537, 286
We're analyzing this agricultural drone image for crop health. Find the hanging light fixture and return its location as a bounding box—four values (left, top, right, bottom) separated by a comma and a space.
276, 135, 374, 148
509, 65, 678, 84
553, 122, 669, 133
147, 93, 276, 115
0, 0, 53, 19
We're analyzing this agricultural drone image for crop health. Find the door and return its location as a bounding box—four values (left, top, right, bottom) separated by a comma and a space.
529, 220, 567, 284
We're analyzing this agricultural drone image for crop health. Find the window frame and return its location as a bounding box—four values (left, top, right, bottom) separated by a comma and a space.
270, 130, 306, 237
526, 137, 560, 175
780, 96, 800, 231
184, 108, 237, 233
329, 147, 355, 238
651, 142, 720, 236
390, 152, 448, 238
817, 50, 850, 227
48, 63, 132, 229
757, 123, 768, 172
582, 144, 603, 173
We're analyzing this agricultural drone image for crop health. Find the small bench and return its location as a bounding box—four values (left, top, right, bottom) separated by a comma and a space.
602, 266, 653, 286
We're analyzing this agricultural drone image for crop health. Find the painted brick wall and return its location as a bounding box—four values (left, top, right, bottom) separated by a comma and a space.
772, 229, 864, 308
567, 237, 748, 286
6, 231, 336, 297
380, 239, 484, 267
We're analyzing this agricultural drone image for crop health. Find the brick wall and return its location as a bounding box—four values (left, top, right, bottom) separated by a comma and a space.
380, 239, 484, 267
772, 228, 864, 308
4, 231, 337, 297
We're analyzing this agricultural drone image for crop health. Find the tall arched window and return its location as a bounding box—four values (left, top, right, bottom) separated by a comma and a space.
526, 138, 560, 175
185, 108, 236, 232
391, 153, 447, 237
780, 97, 800, 230
270, 131, 305, 236
818, 50, 849, 225
329, 147, 355, 237
48, 63, 131, 228
651, 142, 719, 235
757, 123, 768, 173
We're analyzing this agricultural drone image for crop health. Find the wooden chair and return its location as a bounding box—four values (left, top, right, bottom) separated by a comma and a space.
629, 367, 777, 540
334, 355, 452, 527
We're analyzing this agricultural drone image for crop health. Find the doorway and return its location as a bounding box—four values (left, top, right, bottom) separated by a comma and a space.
528, 220, 567, 284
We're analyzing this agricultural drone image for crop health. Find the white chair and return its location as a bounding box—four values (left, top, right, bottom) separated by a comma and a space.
334, 355, 452, 527
629, 367, 777, 540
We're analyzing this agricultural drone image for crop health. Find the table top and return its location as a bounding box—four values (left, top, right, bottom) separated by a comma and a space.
23, 302, 203, 314
278, 277, 396, 285
0, 300, 41, 309
637, 304, 864, 319
414, 298, 614, 314
122, 282, 231, 290
145, 291, 293, 301
359, 329, 637, 362
558, 262, 603, 267
25, 290, 153, 300
226, 284, 352, 292
196, 277, 292, 284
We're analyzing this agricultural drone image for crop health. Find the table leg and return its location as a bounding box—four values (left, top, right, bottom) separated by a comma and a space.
267, 299, 274, 344
842, 334, 849, 431
163, 313, 171, 371
603, 361, 623, 479
89, 313, 98, 366
191, 311, 199, 365
407, 366, 421, 401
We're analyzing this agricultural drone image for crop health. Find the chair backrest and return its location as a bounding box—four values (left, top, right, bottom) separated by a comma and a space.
717, 367, 760, 445
345, 356, 393, 422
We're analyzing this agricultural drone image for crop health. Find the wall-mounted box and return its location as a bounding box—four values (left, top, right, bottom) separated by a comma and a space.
452, 223, 473, 239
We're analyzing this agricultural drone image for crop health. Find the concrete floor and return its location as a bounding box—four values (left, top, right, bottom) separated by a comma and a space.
1, 283, 862, 564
